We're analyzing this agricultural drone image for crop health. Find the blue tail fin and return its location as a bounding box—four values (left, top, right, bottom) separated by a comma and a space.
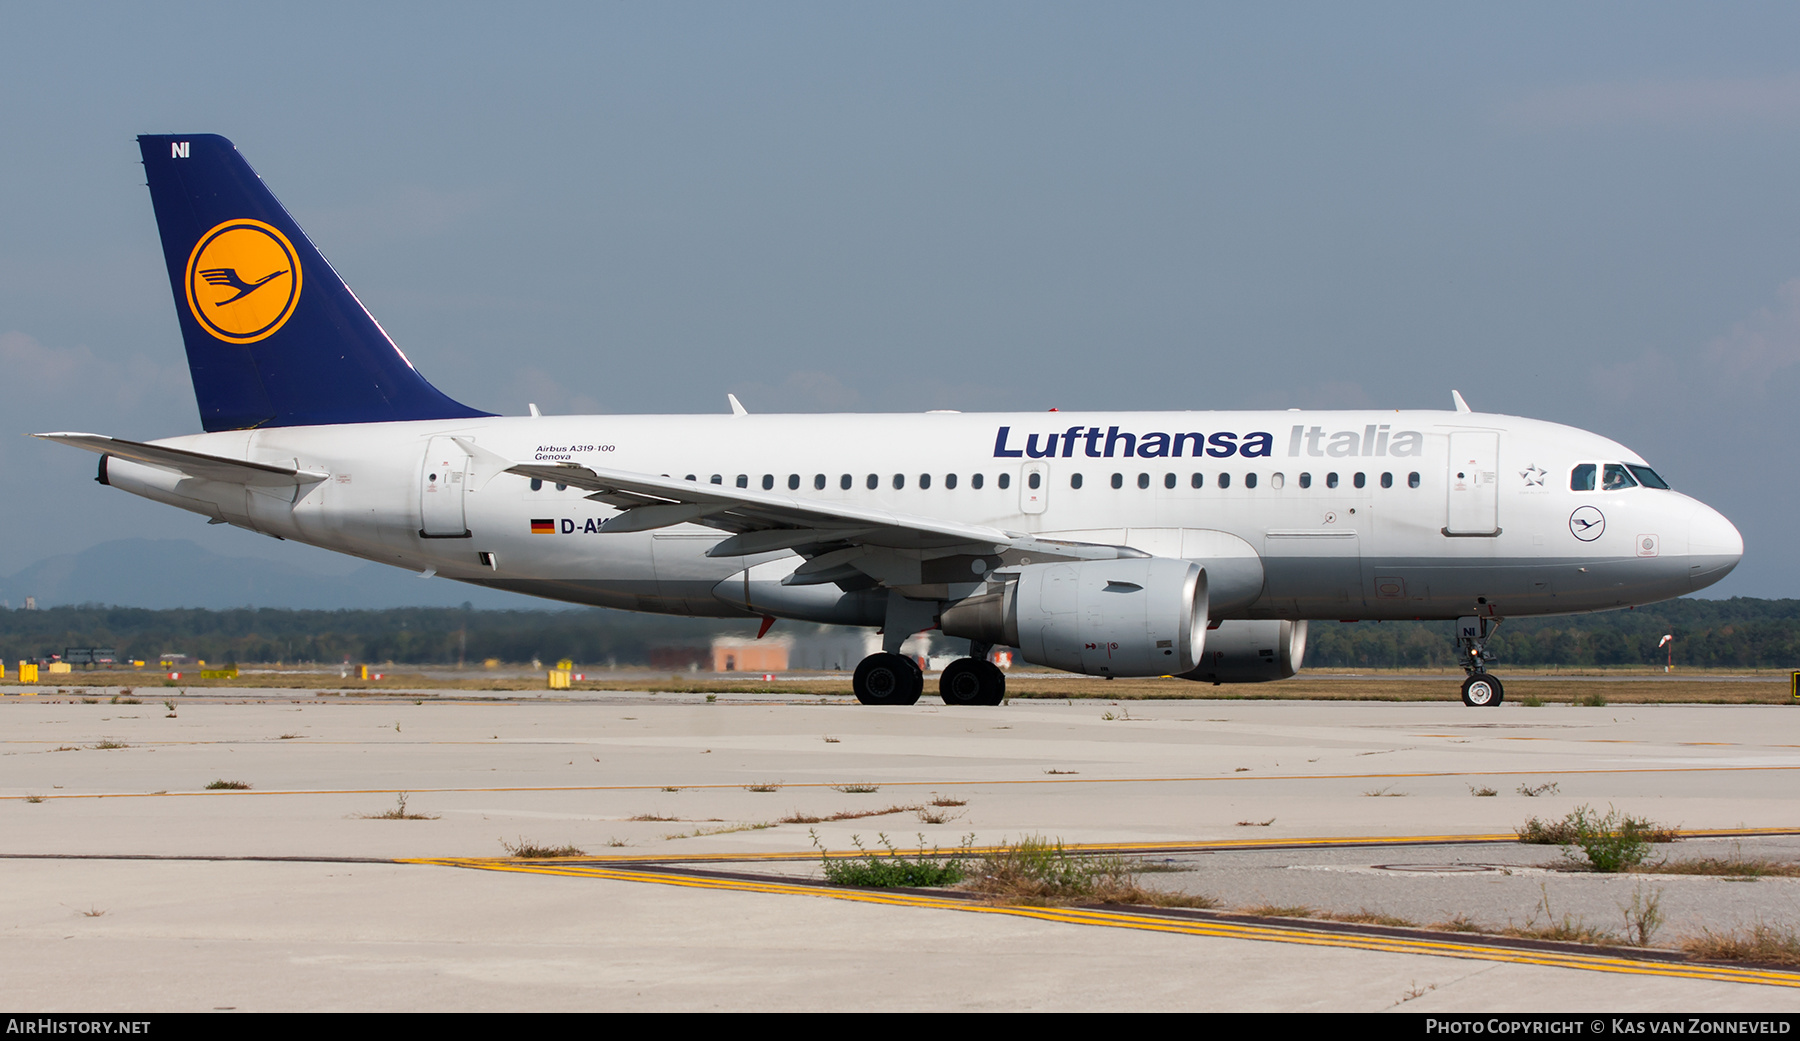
137, 134, 490, 431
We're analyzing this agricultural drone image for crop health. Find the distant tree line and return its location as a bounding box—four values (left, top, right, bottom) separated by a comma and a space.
1307, 598, 1800, 669
1, 598, 1796, 669
0, 604, 757, 667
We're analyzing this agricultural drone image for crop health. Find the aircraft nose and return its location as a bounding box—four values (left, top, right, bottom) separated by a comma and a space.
1686, 502, 1743, 592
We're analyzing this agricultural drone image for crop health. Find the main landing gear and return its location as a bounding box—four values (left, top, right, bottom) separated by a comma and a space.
1456, 614, 1504, 708
851, 653, 923, 706
849, 651, 1006, 706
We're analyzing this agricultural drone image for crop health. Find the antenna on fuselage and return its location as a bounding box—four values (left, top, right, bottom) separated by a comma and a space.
528, 403, 541, 418
1450, 390, 1472, 413
727, 393, 749, 416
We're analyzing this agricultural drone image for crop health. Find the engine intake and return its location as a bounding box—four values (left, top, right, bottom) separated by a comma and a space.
941, 557, 1208, 677
1179, 619, 1308, 683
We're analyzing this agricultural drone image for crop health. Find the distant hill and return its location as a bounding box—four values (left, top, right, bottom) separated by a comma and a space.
0, 539, 547, 611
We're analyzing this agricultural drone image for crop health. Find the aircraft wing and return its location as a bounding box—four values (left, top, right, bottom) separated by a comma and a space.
504, 459, 1016, 551
497, 456, 1145, 593
34, 433, 330, 489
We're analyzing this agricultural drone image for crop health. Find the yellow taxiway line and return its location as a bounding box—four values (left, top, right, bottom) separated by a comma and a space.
408, 855, 1800, 989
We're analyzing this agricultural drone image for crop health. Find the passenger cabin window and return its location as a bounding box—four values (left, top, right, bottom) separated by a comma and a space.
1627, 465, 1670, 489
1408, 471, 1420, 488
529, 478, 543, 491
972, 473, 985, 489
685, 474, 696, 482
1244, 473, 1258, 489
736, 474, 748, 488
1353, 472, 1365, 489
1570, 463, 1596, 491
1380, 472, 1393, 489
1326, 472, 1339, 489
1191, 473, 1203, 488
892, 474, 905, 490
1137, 473, 1149, 489
1164, 473, 1176, 489
1070, 473, 1084, 489
1110, 473, 1123, 489
788, 474, 800, 490
919, 474, 931, 489
840, 474, 852, 490
762, 474, 774, 490
1299, 473, 1311, 489
945, 473, 958, 489
711, 474, 722, 485
1028, 472, 1042, 490
867, 474, 879, 490
1218, 473, 1231, 489
814, 474, 826, 490
998, 473, 1011, 489
1602, 464, 1638, 491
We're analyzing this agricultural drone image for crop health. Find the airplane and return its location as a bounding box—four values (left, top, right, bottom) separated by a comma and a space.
37, 134, 1744, 708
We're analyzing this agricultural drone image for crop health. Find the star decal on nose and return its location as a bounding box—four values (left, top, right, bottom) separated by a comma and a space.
1520, 465, 1546, 487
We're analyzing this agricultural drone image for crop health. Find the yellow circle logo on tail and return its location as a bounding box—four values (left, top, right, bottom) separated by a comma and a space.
184, 219, 303, 343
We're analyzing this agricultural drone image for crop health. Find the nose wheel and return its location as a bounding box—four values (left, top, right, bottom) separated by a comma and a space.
1461, 673, 1504, 707
852, 652, 923, 705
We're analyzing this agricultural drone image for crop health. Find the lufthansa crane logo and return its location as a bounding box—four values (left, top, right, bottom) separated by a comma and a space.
1569, 505, 1605, 542
184, 219, 302, 343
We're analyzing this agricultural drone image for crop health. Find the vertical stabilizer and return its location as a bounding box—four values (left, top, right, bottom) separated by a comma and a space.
137, 134, 490, 431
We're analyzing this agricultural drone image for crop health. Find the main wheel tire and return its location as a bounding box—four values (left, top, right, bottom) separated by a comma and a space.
939, 658, 1005, 706
1461, 673, 1504, 707
854, 653, 923, 706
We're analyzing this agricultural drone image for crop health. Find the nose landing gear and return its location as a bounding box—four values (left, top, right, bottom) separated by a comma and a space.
1456, 615, 1504, 707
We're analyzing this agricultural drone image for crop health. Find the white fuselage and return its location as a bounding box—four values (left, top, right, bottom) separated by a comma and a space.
98, 408, 1743, 627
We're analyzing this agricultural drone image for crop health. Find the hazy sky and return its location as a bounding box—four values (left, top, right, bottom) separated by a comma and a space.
4, 3, 1799, 598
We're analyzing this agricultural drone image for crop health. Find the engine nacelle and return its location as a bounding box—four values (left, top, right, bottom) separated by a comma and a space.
940, 557, 1208, 677
1179, 619, 1308, 683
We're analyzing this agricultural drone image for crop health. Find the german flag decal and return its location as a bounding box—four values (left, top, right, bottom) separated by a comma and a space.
530, 519, 556, 534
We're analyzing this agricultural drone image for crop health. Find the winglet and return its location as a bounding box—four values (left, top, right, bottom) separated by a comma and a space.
727, 393, 748, 416
1451, 390, 1472, 413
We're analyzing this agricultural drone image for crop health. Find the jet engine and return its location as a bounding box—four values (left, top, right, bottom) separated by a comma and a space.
940, 557, 1207, 676
1179, 619, 1308, 683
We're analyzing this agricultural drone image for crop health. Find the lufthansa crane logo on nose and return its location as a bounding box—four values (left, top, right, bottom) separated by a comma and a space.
183, 219, 303, 343
1569, 506, 1605, 542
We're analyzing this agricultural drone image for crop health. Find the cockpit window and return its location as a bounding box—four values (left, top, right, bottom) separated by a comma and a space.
1602, 463, 1638, 490
1570, 463, 1595, 491
1626, 464, 1670, 490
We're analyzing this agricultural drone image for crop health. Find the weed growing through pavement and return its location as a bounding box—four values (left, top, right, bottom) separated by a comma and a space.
24, 795, 44, 804
1236, 818, 1275, 827
205, 779, 251, 790
831, 784, 879, 793
1681, 922, 1800, 966
743, 782, 782, 792
91, 739, 128, 750
964, 836, 1215, 908
1517, 781, 1560, 797
1468, 785, 1498, 797
916, 806, 963, 825
822, 735, 840, 743
1619, 885, 1666, 946
501, 838, 585, 858
812, 830, 969, 888
663, 822, 774, 840
779, 804, 917, 825
360, 792, 438, 820
1517, 805, 1676, 871
1363, 786, 1407, 797
1043, 769, 1078, 775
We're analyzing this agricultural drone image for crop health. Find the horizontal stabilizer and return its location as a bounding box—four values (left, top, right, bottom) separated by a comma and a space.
34, 432, 328, 489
